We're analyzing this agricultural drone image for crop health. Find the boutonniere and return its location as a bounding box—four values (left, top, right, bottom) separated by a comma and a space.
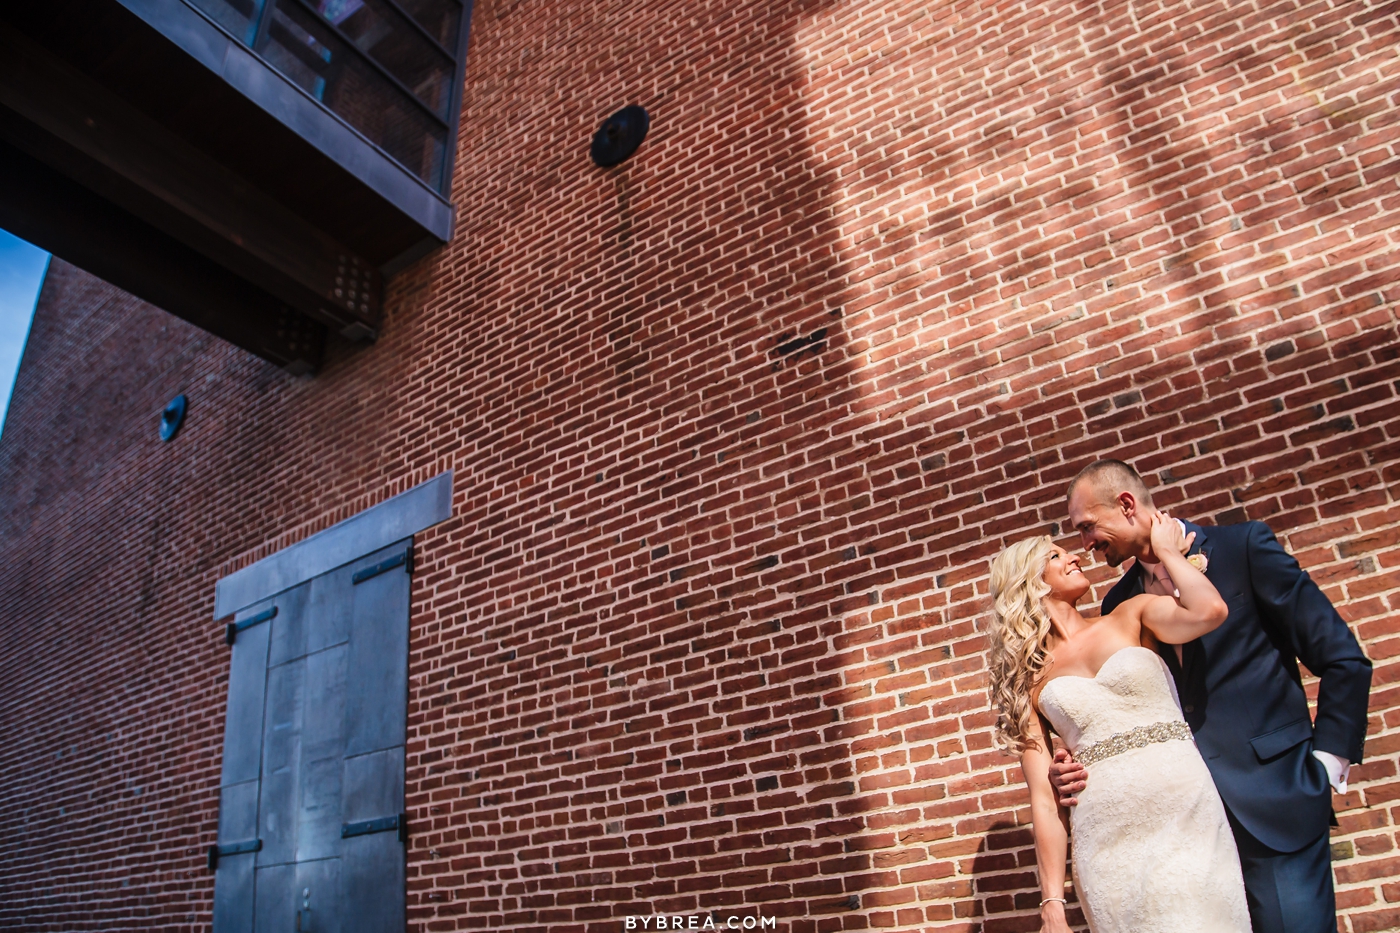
1186, 552, 1209, 573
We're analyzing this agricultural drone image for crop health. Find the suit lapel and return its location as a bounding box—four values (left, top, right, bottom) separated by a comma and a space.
1121, 556, 1182, 678
1177, 521, 1210, 681
1123, 557, 1148, 599
1183, 520, 1211, 565
1157, 634, 1185, 683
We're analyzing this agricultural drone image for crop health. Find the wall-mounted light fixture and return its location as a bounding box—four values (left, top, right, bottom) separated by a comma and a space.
591, 106, 650, 168
160, 394, 187, 442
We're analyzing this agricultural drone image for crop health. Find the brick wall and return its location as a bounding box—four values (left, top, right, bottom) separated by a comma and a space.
1, 0, 1398, 931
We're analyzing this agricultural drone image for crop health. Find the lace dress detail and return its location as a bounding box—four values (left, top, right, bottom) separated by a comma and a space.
1038, 647, 1250, 933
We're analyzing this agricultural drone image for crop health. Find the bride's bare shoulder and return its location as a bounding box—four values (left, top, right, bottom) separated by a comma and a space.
1101, 595, 1155, 636
1107, 593, 1157, 615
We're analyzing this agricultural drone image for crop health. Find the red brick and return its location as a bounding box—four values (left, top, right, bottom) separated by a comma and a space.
3, 1, 1400, 931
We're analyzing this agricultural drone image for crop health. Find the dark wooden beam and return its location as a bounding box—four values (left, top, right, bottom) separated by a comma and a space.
0, 22, 382, 340
0, 137, 324, 374
0, 0, 452, 262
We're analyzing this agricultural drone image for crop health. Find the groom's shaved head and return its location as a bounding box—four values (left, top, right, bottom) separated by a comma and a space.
1067, 460, 1157, 566
1068, 459, 1153, 508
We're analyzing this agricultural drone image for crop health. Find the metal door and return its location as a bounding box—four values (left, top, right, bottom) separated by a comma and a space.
211, 539, 412, 933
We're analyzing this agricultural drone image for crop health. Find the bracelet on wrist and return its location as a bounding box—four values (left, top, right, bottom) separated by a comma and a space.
1040, 896, 1067, 907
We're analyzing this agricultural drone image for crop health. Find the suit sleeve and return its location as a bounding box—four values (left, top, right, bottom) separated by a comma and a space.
1248, 522, 1372, 762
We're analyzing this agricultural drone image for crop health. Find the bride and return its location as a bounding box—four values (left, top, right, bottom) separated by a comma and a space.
987, 512, 1250, 933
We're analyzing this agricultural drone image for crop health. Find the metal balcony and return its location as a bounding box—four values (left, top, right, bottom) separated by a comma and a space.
0, 0, 471, 372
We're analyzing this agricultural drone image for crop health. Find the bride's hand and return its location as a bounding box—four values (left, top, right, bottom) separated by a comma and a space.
1148, 510, 1194, 560
1040, 900, 1073, 933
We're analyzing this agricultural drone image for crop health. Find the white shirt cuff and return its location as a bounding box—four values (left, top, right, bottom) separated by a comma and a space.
1313, 750, 1351, 794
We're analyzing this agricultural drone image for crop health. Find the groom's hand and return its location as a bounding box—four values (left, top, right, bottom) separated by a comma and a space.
1049, 748, 1086, 806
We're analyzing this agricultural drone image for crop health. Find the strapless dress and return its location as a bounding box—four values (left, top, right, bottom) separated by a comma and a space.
1038, 646, 1250, 933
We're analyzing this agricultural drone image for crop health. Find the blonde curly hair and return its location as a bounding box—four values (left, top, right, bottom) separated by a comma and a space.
987, 536, 1057, 754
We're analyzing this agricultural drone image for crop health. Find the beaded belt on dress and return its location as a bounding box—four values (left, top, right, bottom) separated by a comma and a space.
1075, 721, 1194, 766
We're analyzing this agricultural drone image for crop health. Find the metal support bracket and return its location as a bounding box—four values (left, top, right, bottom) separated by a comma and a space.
341, 812, 408, 843
207, 837, 263, 871
352, 546, 413, 585
225, 605, 278, 645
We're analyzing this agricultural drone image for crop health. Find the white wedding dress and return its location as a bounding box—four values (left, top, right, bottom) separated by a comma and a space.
1038, 646, 1251, 933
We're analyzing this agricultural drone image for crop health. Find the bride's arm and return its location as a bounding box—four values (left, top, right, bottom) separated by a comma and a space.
1138, 511, 1228, 645
1019, 714, 1073, 933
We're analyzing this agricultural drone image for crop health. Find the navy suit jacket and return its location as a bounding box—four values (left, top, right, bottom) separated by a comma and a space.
1101, 520, 1371, 852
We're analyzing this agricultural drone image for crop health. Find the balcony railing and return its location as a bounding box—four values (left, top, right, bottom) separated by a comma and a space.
187, 0, 465, 194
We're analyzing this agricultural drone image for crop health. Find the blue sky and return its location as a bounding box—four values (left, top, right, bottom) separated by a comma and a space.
0, 229, 50, 434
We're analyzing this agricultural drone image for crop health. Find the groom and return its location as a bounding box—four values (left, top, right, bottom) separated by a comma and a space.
1049, 460, 1371, 933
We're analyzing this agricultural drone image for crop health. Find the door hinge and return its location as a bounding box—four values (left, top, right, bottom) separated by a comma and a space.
352, 546, 413, 585
207, 837, 262, 870
225, 605, 278, 645
341, 812, 408, 843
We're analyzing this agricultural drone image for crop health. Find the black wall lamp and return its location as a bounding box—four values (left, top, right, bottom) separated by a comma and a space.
591, 106, 650, 168
160, 394, 187, 442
